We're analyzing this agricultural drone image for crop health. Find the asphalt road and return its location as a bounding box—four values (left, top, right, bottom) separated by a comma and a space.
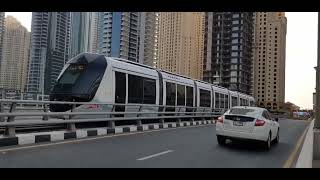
0, 119, 309, 168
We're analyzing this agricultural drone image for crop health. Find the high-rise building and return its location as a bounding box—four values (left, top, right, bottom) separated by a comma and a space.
253, 12, 287, 111
70, 12, 99, 58
27, 12, 70, 95
138, 12, 157, 67
203, 12, 254, 95
99, 12, 139, 62
153, 13, 159, 68
89, 12, 99, 53
157, 12, 204, 80
0, 16, 30, 92
0, 12, 5, 64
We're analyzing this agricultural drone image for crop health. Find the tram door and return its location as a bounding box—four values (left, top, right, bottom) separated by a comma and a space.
115, 72, 126, 116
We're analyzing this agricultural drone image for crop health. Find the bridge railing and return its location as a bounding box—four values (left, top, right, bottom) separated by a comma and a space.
0, 99, 226, 137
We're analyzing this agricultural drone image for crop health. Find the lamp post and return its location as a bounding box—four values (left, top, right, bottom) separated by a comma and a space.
314, 12, 320, 159
316, 12, 320, 127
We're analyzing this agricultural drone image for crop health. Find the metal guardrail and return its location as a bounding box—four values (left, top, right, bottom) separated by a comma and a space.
0, 99, 225, 137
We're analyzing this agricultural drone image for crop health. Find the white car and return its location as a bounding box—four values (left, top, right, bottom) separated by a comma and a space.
216, 106, 280, 150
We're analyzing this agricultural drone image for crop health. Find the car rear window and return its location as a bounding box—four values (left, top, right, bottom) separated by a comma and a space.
229, 108, 261, 116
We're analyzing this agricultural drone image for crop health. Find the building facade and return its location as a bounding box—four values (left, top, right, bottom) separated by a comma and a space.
99, 12, 139, 62
203, 12, 254, 95
89, 12, 99, 53
253, 12, 287, 111
0, 12, 5, 65
70, 12, 99, 58
138, 12, 157, 67
0, 16, 30, 92
153, 13, 159, 68
27, 12, 70, 95
157, 12, 204, 80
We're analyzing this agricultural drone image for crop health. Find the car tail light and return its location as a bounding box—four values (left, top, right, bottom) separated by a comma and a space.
217, 116, 224, 123
255, 119, 265, 126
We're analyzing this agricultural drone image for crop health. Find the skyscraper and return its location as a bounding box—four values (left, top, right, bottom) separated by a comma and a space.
0, 16, 30, 92
253, 12, 287, 111
27, 12, 70, 95
203, 12, 254, 95
153, 13, 159, 68
0, 12, 5, 64
138, 12, 157, 67
99, 12, 139, 62
70, 12, 99, 58
89, 12, 99, 53
157, 12, 204, 80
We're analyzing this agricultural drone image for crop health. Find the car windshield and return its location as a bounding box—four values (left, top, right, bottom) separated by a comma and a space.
229, 108, 261, 116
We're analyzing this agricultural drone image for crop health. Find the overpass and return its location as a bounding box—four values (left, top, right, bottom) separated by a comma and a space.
0, 99, 311, 168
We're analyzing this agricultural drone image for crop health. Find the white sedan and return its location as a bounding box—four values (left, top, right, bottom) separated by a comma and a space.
216, 106, 280, 150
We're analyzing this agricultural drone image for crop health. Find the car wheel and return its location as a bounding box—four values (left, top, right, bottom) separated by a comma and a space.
274, 129, 279, 144
263, 133, 271, 151
217, 135, 226, 145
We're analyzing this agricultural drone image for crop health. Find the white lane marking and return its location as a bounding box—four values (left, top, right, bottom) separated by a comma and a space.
137, 150, 173, 161
0, 124, 213, 153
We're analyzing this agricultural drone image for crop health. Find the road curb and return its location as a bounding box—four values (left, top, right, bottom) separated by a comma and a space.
295, 120, 314, 168
0, 120, 215, 148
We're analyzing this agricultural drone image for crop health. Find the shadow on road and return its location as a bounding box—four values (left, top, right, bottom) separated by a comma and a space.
218, 139, 281, 153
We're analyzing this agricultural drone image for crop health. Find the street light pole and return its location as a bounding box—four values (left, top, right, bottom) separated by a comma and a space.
315, 12, 320, 128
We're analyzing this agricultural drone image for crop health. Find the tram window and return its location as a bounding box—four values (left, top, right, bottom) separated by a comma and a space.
186, 86, 193, 107
166, 82, 176, 106
231, 96, 235, 107
232, 96, 238, 107
143, 78, 156, 104
128, 74, 143, 103
225, 94, 229, 109
215, 93, 220, 108
240, 98, 244, 106
115, 72, 126, 104
212, 91, 215, 108
220, 94, 225, 109
177, 84, 185, 106
200, 89, 211, 107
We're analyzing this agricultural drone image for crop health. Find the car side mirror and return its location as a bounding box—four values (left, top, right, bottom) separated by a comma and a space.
275, 118, 279, 122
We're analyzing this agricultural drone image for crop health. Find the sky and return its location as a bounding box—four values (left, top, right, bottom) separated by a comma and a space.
4, 12, 318, 109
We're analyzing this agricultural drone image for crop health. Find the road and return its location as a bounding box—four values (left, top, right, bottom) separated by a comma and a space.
0, 119, 309, 168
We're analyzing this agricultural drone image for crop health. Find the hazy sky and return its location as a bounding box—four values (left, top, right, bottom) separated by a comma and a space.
4, 12, 318, 109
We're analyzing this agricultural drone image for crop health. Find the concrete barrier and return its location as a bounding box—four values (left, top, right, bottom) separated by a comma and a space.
295, 119, 314, 168
0, 120, 216, 148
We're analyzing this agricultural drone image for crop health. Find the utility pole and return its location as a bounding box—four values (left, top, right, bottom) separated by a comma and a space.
314, 12, 320, 159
